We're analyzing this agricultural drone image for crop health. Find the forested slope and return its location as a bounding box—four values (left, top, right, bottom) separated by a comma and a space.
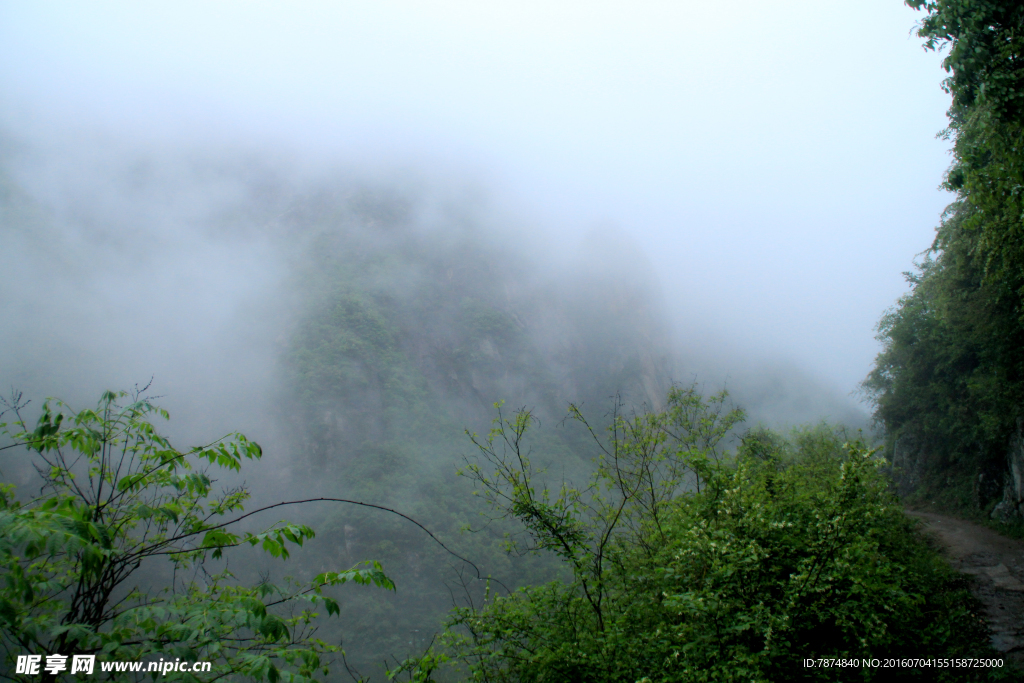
865, 0, 1024, 522
4, 2, 1021, 680
271, 186, 678, 671
0, 140, 876, 676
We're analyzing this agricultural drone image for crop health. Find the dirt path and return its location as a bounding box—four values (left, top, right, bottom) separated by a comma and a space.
907, 510, 1024, 663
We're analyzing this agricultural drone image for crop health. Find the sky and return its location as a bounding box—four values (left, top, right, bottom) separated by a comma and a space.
0, 0, 952, 406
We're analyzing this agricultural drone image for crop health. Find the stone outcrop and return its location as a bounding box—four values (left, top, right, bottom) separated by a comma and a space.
890, 430, 926, 498
991, 418, 1024, 523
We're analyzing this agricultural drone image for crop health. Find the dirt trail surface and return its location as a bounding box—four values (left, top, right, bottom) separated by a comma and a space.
907, 510, 1024, 663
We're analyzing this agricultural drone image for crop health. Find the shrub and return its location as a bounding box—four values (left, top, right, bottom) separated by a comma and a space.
414, 396, 1009, 682
0, 390, 393, 682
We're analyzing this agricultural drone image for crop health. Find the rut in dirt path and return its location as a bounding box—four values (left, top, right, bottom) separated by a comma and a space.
908, 510, 1024, 663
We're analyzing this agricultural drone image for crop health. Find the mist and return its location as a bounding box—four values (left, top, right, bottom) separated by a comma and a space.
0, 0, 955, 677
1, 1, 953, 404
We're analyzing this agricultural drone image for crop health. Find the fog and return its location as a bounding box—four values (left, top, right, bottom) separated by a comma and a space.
1, 0, 952, 409
0, 1, 953, 674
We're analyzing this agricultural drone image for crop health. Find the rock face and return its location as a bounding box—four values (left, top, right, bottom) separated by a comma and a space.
992, 419, 1024, 523
890, 421, 1024, 522
282, 188, 675, 471
890, 430, 926, 498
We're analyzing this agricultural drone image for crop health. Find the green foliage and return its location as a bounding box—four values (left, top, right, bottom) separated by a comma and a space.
0, 390, 393, 681
276, 194, 670, 675
458, 386, 743, 638
417, 399, 1008, 681
864, 231, 1018, 475
864, 1, 1024, 509
908, 1, 1024, 121
908, 0, 1024, 291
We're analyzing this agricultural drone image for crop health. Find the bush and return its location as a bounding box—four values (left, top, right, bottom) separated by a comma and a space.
414, 398, 1010, 682
646, 429, 996, 681
0, 390, 393, 682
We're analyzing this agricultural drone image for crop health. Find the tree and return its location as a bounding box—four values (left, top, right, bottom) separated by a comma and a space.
911, 0, 1024, 301
405, 394, 1007, 681
863, 1, 1024, 512
0, 389, 394, 682
438, 385, 746, 681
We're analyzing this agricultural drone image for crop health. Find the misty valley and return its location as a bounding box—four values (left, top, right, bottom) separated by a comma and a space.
3, 1, 1024, 681
0, 146, 1012, 681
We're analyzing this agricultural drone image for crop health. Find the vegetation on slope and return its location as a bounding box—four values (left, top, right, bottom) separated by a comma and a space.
389, 392, 1011, 682
0, 390, 394, 682
863, 1, 1024, 519
7, 3, 1021, 676
271, 187, 678, 675
0, 385, 1008, 681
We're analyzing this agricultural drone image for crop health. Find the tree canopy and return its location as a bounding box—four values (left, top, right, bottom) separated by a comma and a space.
0, 389, 393, 682
864, 1, 1024, 512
